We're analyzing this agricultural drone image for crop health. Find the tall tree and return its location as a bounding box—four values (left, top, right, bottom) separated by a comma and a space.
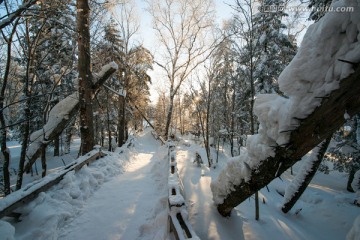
147, 0, 217, 139
77, 0, 94, 155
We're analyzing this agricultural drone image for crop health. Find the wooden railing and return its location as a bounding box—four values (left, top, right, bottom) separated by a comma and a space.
167, 142, 200, 240
0, 149, 106, 219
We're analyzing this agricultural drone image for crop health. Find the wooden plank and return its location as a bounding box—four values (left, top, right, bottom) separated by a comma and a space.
0, 151, 106, 219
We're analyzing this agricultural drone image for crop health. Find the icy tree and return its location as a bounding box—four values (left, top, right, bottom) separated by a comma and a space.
211, 0, 360, 217
252, 0, 297, 94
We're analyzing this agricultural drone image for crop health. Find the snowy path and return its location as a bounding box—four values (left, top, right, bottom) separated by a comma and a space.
56, 132, 168, 240
4, 131, 169, 239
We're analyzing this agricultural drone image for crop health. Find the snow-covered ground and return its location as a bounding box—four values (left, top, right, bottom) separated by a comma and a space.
176, 136, 359, 240
1, 131, 359, 239
1, 130, 169, 240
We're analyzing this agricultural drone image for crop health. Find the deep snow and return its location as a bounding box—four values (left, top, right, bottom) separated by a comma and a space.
1, 130, 168, 240
176, 136, 360, 240
1, 131, 360, 239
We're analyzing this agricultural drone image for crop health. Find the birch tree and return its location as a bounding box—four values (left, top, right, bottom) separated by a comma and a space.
147, 0, 217, 139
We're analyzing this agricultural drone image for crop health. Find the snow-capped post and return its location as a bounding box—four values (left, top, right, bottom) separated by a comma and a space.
281, 137, 331, 213
211, 3, 360, 217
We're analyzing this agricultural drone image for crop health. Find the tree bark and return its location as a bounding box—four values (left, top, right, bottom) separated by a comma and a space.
106, 92, 112, 151
0, 19, 18, 195
41, 144, 46, 177
53, 137, 60, 156
347, 167, 356, 192
164, 94, 175, 139
118, 95, 125, 147
281, 136, 331, 213
216, 65, 360, 217
77, 0, 94, 155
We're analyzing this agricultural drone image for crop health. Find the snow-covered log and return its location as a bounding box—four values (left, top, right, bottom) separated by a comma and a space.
211, 0, 360, 216
281, 137, 331, 213
24, 62, 117, 173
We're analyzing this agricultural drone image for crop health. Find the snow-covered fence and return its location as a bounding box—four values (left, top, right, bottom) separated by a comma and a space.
167, 141, 199, 240
0, 149, 106, 219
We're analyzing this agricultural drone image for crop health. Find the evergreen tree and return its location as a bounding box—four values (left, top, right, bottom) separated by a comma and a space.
250, 0, 297, 94
325, 114, 360, 192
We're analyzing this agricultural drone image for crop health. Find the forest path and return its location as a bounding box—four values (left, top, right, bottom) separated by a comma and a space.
58, 130, 167, 240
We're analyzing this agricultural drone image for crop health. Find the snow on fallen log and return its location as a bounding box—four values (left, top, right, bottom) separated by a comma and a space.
211, 0, 360, 216
24, 62, 118, 172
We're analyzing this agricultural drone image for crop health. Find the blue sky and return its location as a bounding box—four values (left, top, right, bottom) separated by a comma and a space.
134, 0, 234, 52
131, 0, 234, 102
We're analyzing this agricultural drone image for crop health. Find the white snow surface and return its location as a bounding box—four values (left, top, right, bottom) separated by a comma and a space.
1, 130, 168, 240
2, 132, 360, 240
211, 0, 360, 205
176, 136, 359, 239
347, 215, 360, 240
93, 61, 118, 82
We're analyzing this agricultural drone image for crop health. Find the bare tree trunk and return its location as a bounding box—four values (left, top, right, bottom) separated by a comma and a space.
281, 137, 331, 213
41, 145, 46, 177
347, 167, 356, 192
64, 117, 75, 154
17, 17, 33, 189
164, 94, 175, 139
53, 137, 60, 156
77, 0, 94, 155
1, 19, 19, 195
106, 92, 112, 151
118, 95, 125, 147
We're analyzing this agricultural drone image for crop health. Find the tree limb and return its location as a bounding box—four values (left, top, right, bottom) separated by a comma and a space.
24, 63, 118, 173
215, 64, 360, 216
0, 0, 38, 30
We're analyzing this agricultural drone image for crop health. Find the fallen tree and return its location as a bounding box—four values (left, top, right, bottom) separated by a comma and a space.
23, 62, 118, 173
213, 64, 360, 216
211, 1, 360, 217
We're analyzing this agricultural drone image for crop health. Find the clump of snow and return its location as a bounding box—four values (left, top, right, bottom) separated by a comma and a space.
344, 110, 351, 120
0, 220, 15, 240
93, 61, 118, 82
211, 0, 360, 204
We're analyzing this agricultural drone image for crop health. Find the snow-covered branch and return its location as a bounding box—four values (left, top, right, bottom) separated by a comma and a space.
24, 62, 118, 172
0, 0, 38, 30
211, 0, 360, 216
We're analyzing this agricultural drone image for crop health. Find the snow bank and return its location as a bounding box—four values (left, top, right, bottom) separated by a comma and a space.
0, 220, 15, 240
347, 215, 360, 240
211, 0, 360, 204
0, 150, 127, 240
